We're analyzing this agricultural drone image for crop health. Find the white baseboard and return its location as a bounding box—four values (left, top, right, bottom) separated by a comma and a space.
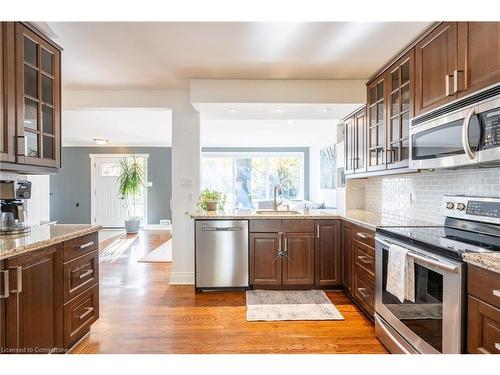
169, 272, 195, 285
147, 224, 172, 231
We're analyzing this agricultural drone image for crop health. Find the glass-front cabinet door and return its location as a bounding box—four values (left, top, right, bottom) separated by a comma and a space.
386, 51, 413, 169
367, 78, 386, 171
0, 23, 15, 163
354, 107, 367, 173
15, 23, 61, 168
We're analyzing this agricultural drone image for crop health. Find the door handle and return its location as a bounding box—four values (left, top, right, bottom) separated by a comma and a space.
9, 267, 22, 294
454, 70, 464, 93
80, 241, 95, 249
356, 232, 370, 239
77, 307, 94, 320
316, 225, 320, 239
462, 107, 478, 160
16, 136, 27, 156
79, 269, 94, 279
493, 289, 500, 298
445, 74, 454, 96
0, 270, 9, 299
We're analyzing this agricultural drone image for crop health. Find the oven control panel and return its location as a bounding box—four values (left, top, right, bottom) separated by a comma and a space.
481, 108, 500, 150
442, 195, 500, 224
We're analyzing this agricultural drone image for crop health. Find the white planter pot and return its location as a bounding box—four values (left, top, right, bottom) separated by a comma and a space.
125, 219, 140, 234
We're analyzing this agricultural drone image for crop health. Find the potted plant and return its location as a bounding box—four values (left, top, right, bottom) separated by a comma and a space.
118, 156, 145, 234
197, 189, 227, 213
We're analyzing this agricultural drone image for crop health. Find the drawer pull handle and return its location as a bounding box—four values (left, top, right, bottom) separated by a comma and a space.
78, 307, 94, 320
493, 290, 500, 298
357, 255, 372, 264
0, 270, 9, 299
357, 287, 371, 299
495, 343, 500, 351
356, 232, 369, 239
79, 269, 94, 279
80, 241, 95, 249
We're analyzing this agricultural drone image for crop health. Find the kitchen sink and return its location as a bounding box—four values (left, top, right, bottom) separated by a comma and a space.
255, 210, 302, 215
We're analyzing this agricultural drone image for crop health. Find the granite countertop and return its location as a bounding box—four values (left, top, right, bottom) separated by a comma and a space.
462, 252, 500, 274
0, 224, 101, 261
190, 209, 437, 231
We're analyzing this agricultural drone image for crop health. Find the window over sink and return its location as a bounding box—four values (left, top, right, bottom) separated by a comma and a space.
201, 151, 305, 210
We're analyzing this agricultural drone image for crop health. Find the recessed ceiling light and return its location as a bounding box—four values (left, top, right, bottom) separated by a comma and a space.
93, 138, 109, 145
273, 108, 284, 114
228, 108, 238, 113
320, 108, 331, 113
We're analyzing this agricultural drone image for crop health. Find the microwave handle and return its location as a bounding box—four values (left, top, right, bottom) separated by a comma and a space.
462, 107, 478, 160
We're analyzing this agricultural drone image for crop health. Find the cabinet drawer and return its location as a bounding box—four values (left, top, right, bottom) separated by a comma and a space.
63, 250, 99, 303
63, 232, 98, 262
468, 265, 500, 309
353, 240, 375, 281
467, 295, 500, 354
250, 220, 282, 233
352, 226, 375, 247
63, 284, 99, 348
282, 220, 314, 233
353, 268, 375, 317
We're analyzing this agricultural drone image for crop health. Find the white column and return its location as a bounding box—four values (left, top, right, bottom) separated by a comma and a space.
170, 93, 200, 284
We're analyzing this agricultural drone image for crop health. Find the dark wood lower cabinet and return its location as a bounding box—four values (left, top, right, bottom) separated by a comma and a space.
0, 231, 99, 354
0, 260, 5, 351
467, 296, 500, 354
4, 245, 63, 353
250, 232, 282, 286
341, 222, 353, 293
282, 233, 315, 286
315, 220, 341, 287
467, 265, 500, 354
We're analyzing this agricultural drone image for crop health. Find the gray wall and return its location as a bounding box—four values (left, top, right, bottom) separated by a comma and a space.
50, 147, 172, 224
202, 147, 310, 200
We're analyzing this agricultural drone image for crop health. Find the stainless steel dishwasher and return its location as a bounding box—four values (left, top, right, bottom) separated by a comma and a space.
195, 220, 249, 291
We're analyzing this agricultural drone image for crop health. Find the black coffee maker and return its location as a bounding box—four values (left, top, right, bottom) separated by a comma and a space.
0, 180, 32, 235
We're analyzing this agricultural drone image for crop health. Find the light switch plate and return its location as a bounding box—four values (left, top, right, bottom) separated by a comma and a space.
181, 178, 193, 188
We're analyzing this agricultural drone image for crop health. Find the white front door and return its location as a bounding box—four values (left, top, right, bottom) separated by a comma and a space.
93, 157, 128, 227
91, 155, 148, 228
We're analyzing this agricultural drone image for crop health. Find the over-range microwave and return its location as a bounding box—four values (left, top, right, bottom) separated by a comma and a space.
409, 84, 500, 170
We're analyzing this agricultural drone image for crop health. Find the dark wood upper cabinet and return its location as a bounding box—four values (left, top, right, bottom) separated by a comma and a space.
4, 245, 63, 353
344, 116, 356, 175
367, 76, 386, 171
386, 51, 413, 169
282, 232, 315, 286
344, 106, 366, 175
459, 22, 500, 96
315, 220, 341, 287
14, 23, 61, 169
250, 232, 282, 286
0, 22, 15, 163
415, 22, 459, 116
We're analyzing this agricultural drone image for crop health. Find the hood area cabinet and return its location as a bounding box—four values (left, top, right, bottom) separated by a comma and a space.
0, 22, 62, 174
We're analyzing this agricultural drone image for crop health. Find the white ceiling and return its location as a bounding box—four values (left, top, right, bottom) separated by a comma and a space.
62, 108, 172, 147
39, 22, 432, 90
202, 119, 338, 148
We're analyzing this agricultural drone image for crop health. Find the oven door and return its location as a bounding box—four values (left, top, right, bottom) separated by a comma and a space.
375, 235, 465, 354
409, 107, 481, 169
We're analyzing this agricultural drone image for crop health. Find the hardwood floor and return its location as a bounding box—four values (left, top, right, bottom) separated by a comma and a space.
71, 230, 388, 354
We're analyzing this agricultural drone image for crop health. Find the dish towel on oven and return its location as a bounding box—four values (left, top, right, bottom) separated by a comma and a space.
387, 243, 415, 303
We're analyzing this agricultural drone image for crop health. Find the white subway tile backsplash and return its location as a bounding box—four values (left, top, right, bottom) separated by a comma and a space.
365, 167, 500, 224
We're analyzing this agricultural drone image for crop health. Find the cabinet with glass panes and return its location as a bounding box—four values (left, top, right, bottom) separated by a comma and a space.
385, 51, 413, 169
367, 77, 386, 172
15, 23, 61, 169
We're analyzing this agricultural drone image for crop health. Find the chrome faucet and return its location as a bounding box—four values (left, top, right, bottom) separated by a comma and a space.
273, 184, 283, 211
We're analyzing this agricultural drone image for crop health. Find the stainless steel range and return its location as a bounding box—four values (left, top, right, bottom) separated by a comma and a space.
374, 195, 500, 354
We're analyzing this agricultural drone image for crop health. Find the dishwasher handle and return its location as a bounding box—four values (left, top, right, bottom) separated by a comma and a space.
200, 226, 244, 232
